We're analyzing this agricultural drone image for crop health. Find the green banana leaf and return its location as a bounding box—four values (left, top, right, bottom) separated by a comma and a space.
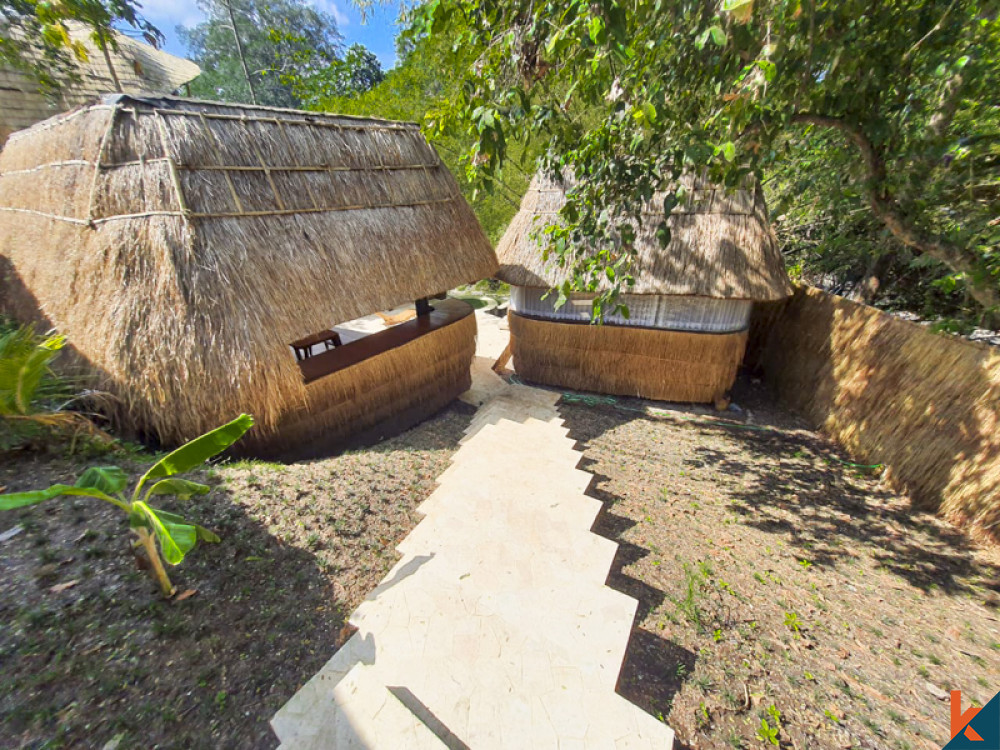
76, 466, 129, 496
146, 478, 211, 501
131, 501, 219, 565
0, 484, 125, 511
134, 414, 254, 499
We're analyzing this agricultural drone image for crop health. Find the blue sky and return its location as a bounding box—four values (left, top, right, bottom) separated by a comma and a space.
137, 0, 402, 70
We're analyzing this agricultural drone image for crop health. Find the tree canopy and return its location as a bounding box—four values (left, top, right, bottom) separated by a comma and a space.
179, 0, 344, 108
314, 22, 533, 243
407, 0, 999, 323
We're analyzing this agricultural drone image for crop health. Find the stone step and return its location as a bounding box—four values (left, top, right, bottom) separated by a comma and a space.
458, 419, 573, 457
459, 356, 509, 408
347, 552, 638, 692
461, 412, 569, 443
462, 388, 562, 435
417, 487, 604, 536
432, 458, 593, 499
272, 634, 377, 744
339, 568, 665, 747
275, 663, 446, 750
396, 510, 618, 587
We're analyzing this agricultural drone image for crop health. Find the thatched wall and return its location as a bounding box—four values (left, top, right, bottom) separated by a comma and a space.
510, 312, 748, 403
250, 311, 476, 458
751, 286, 1000, 539
0, 96, 497, 448
496, 173, 792, 301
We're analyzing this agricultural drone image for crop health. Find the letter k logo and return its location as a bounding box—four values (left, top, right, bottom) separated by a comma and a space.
953, 691, 985, 742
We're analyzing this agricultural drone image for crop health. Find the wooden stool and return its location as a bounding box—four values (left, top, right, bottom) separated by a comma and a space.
291, 330, 342, 361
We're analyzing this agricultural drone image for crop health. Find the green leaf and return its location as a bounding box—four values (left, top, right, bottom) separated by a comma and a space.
0, 484, 71, 511
147, 478, 211, 501
662, 193, 679, 214
151, 505, 220, 546
694, 28, 710, 50
589, 16, 605, 44
709, 26, 727, 47
1, 484, 125, 511
134, 501, 194, 565
756, 59, 777, 82
721, 0, 752, 10
656, 222, 672, 248
12, 344, 57, 415
135, 414, 253, 499
722, 141, 736, 161
76, 466, 128, 496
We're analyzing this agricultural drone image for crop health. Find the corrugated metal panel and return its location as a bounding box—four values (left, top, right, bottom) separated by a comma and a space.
510, 286, 752, 332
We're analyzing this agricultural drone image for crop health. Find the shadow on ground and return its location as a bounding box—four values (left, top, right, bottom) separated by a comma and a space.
0, 403, 473, 750
561, 379, 1000, 749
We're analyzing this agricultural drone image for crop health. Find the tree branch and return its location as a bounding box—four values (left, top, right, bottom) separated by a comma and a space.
786, 113, 999, 313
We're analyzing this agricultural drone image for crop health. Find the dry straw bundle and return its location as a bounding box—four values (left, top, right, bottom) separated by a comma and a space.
0, 95, 496, 452
510, 313, 749, 402
496, 172, 792, 300
753, 286, 1000, 541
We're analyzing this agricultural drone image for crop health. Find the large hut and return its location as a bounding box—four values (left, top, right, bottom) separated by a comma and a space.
0, 94, 497, 456
496, 173, 792, 403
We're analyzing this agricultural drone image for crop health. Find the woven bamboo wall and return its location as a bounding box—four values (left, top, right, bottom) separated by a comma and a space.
750, 286, 1000, 540
246, 312, 477, 458
510, 312, 747, 403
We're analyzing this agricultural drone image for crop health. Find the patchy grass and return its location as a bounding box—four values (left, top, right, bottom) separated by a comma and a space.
0, 403, 472, 749
562, 380, 1000, 750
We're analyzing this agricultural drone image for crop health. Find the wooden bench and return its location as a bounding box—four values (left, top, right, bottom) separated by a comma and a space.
298, 303, 471, 385
291, 330, 343, 361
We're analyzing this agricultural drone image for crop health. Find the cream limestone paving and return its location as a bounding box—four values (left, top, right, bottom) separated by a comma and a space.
272, 381, 675, 749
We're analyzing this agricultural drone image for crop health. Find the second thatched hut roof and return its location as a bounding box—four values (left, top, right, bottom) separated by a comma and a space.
496, 173, 792, 301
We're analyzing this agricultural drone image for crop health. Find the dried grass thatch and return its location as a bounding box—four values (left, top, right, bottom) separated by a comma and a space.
509, 312, 748, 403
496, 173, 792, 300
256, 311, 476, 458
750, 286, 1000, 542
0, 95, 497, 449
0, 22, 200, 141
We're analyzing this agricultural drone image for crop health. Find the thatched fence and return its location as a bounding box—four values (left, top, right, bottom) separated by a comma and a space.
748, 286, 1000, 542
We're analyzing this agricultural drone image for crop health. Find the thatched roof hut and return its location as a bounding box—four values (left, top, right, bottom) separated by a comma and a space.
0, 95, 497, 455
496, 173, 792, 403
0, 22, 200, 145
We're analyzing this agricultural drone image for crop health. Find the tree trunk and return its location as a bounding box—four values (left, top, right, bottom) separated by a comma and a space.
789, 114, 999, 323
96, 31, 122, 93
223, 0, 258, 105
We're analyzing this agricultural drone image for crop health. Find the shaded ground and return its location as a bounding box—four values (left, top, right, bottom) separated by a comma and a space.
561, 379, 1000, 750
0, 403, 473, 750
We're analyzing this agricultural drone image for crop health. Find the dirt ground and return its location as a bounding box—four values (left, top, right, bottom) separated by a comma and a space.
3, 378, 999, 750
0, 403, 473, 749
561, 379, 1000, 750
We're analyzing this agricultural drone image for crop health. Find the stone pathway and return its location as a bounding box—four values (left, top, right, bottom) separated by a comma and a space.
271, 373, 675, 749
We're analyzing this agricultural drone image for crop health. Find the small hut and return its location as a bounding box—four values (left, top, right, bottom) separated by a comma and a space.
0, 22, 200, 145
495, 173, 792, 403
0, 95, 497, 456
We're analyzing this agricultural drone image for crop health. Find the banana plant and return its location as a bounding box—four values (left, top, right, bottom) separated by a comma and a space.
0, 414, 254, 596
0, 324, 108, 450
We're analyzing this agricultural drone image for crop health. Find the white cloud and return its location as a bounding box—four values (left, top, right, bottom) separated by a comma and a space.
309, 0, 351, 28
141, 0, 206, 29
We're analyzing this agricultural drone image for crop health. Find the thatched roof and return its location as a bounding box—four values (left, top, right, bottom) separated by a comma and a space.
495, 173, 792, 301
0, 23, 200, 141
0, 95, 496, 444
